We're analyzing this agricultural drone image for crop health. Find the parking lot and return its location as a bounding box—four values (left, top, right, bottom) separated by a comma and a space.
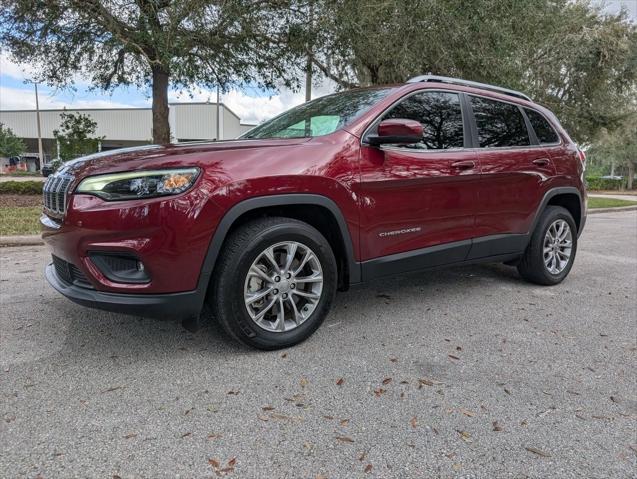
1, 211, 635, 478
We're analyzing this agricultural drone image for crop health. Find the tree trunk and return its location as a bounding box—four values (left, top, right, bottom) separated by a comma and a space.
627, 162, 634, 190
152, 66, 171, 144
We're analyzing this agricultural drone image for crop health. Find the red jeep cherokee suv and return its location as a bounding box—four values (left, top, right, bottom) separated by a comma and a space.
42, 75, 586, 349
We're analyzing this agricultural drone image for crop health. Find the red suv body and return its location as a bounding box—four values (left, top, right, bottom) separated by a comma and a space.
43, 76, 586, 349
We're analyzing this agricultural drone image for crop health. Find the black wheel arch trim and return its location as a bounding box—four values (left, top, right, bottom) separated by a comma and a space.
197, 193, 361, 296
529, 186, 585, 238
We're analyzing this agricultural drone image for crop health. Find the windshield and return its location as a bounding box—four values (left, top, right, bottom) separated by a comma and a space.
241, 88, 392, 139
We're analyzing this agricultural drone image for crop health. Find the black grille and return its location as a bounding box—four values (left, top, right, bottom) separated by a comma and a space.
52, 255, 93, 289
43, 174, 73, 215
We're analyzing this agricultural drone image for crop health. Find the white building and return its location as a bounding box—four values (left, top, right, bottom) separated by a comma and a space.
0, 102, 256, 169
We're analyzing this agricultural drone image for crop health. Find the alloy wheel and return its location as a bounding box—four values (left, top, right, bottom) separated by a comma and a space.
543, 219, 572, 275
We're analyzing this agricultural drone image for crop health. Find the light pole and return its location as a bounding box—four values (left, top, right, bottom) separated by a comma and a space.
34, 83, 44, 165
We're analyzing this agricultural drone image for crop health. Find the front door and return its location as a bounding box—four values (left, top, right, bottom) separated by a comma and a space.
356, 90, 480, 279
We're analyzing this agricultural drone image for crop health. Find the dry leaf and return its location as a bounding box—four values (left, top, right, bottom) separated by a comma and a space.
323, 415, 334, 420
448, 354, 460, 360
382, 378, 392, 385
364, 464, 373, 473
262, 406, 275, 411
227, 457, 237, 467
400, 380, 409, 384
410, 416, 418, 428
227, 390, 239, 395
339, 419, 349, 426
373, 388, 386, 397
459, 408, 475, 417
492, 421, 503, 432
181, 432, 192, 438
504, 388, 511, 395
335, 436, 354, 443
281, 352, 288, 358
336, 378, 344, 386
208, 433, 223, 440
389, 356, 398, 363
418, 379, 434, 388
525, 446, 551, 457
208, 458, 220, 468
457, 430, 472, 443
358, 452, 367, 461
123, 433, 137, 439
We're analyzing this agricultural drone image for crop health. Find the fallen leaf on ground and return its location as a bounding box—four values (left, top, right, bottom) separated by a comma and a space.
208, 458, 220, 468
281, 353, 288, 358
358, 452, 366, 461
456, 430, 472, 443
208, 434, 223, 440
364, 464, 373, 473
340, 419, 349, 426
492, 421, 503, 432
323, 415, 334, 420
418, 379, 434, 388
123, 433, 137, 439
373, 388, 386, 397
102, 386, 124, 393
410, 416, 418, 428
227, 390, 239, 395
525, 446, 551, 457
335, 436, 354, 443
181, 432, 191, 438
448, 355, 460, 360
459, 408, 475, 417
300, 377, 309, 388
336, 378, 344, 386
261, 406, 275, 411
382, 378, 392, 385
227, 457, 237, 467
389, 356, 398, 363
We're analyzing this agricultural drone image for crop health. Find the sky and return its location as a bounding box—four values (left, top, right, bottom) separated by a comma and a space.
0, 0, 635, 125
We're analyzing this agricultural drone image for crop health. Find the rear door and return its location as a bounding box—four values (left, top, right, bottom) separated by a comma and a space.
468, 95, 555, 242
357, 90, 479, 276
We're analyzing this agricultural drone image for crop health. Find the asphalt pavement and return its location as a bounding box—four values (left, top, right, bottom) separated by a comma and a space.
1, 211, 636, 478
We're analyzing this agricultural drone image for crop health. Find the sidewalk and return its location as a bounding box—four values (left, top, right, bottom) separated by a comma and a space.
589, 192, 637, 202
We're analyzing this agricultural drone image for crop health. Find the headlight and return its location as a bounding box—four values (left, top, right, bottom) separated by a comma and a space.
76, 168, 200, 201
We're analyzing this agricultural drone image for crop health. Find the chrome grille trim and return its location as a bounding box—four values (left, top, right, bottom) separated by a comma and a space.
43, 173, 74, 216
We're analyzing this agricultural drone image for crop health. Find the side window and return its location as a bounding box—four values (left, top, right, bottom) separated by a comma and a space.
470, 96, 530, 148
524, 108, 559, 144
382, 91, 464, 149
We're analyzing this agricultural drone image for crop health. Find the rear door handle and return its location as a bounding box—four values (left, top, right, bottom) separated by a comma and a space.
532, 158, 550, 166
451, 160, 475, 170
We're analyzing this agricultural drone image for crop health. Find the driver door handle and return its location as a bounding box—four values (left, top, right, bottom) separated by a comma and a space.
532, 158, 551, 166
451, 160, 476, 170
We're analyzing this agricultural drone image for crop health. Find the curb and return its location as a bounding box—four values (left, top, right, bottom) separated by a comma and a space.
0, 235, 44, 247
588, 206, 637, 215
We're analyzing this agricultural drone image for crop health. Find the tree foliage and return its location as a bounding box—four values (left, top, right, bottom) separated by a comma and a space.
588, 116, 637, 189
0, 123, 26, 158
1, 0, 305, 144
309, 0, 637, 143
53, 112, 103, 161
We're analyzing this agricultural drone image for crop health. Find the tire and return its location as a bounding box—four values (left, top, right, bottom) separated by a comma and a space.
517, 205, 577, 285
210, 217, 337, 350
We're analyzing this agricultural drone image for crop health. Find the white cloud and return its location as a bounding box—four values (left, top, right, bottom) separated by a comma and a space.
170, 79, 339, 124
0, 85, 136, 110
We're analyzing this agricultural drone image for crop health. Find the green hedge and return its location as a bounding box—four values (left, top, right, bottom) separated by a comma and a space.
0, 181, 43, 195
585, 176, 626, 191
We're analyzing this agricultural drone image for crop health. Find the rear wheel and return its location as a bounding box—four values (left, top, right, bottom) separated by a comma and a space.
517, 206, 577, 285
211, 217, 337, 349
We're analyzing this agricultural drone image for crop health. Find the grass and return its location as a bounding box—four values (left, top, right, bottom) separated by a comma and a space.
587, 197, 637, 209
0, 207, 42, 235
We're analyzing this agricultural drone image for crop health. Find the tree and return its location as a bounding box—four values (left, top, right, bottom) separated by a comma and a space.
589, 116, 637, 189
1, 0, 305, 144
309, 0, 637, 144
0, 123, 26, 158
53, 112, 103, 161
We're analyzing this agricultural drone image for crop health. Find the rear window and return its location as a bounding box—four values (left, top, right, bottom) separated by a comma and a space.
470, 96, 530, 148
524, 108, 559, 144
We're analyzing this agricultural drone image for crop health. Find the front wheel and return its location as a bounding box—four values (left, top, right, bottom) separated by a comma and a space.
211, 217, 337, 350
517, 206, 578, 285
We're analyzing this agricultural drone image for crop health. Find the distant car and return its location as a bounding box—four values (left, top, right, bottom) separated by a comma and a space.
41, 75, 587, 349
41, 164, 54, 177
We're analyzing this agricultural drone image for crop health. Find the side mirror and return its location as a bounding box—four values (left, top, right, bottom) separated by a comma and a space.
366, 119, 423, 146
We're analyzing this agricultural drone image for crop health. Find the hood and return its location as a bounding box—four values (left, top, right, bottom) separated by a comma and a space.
59, 138, 312, 179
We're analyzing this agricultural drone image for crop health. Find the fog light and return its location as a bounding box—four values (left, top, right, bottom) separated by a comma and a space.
88, 252, 151, 284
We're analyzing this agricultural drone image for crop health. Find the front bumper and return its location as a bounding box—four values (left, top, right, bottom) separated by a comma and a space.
45, 262, 204, 320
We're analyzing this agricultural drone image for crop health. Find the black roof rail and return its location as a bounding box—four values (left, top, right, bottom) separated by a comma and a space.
406, 75, 531, 101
